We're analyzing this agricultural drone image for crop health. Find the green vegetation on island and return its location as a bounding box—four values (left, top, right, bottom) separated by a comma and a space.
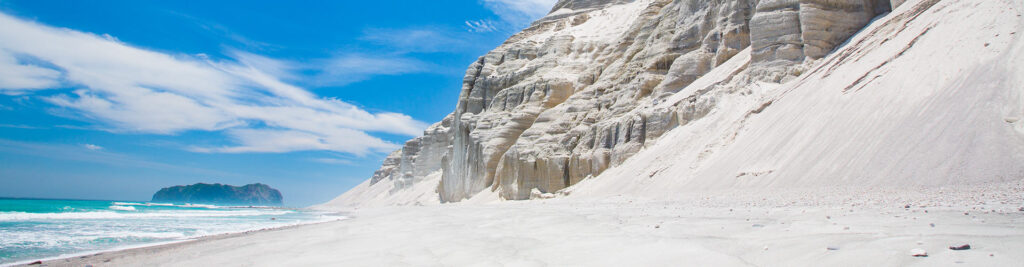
152, 183, 283, 206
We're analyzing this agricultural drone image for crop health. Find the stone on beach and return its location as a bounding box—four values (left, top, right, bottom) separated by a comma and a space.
949, 244, 971, 250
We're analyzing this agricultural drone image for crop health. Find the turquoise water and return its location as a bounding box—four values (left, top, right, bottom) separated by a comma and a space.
0, 198, 343, 265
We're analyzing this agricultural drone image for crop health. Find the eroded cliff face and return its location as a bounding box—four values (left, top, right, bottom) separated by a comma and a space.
350, 0, 895, 203
750, 0, 892, 68
369, 115, 452, 193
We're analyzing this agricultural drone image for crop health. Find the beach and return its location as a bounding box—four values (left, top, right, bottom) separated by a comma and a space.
2, 0, 1023, 266
0, 199, 341, 265
13, 221, 332, 267
24, 184, 1024, 266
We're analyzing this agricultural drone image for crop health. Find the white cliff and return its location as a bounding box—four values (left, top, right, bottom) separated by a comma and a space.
323, 0, 1024, 207
567, 0, 1024, 198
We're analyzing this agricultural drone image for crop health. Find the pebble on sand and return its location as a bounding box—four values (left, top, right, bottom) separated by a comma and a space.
949, 244, 971, 250
911, 248, 928, 257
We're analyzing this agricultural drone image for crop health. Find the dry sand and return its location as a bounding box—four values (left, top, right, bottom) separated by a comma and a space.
24, 181, 1024, 267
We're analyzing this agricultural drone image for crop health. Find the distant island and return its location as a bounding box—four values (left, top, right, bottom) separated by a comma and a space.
152, 183, 283, 206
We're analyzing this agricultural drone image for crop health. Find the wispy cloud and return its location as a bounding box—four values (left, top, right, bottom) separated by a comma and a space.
313, 53, 436, 87
225, 48, 439, 88
0, 139, 243, 178
0, 12, 428, 155
227, 50, 301, 81
171, 11, 279, 52
0, 124, 42, 129
310, 157, 354, 165
83, 143, 103, 150
189, 128, 396, 155
465, 19, 500, 33
361, 28, 470, 53
0, 49, 62, 94
481, 0, 558, 29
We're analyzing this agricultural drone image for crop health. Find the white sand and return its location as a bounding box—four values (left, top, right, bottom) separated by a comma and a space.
28, 180, 1024, 267
26, 0, 1024, 266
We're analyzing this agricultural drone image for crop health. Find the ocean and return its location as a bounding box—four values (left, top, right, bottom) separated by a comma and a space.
0, 198, 343, 265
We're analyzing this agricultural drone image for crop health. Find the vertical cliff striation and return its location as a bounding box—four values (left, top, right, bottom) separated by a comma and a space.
750, 0, 892, 68
328, 0, 904, 205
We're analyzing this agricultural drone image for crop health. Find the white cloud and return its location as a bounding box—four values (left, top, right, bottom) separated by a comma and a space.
46, 89, 240, 134
0, 49, 62, 94
310, 157, 354, 165
0, 124, 41, 129
227, 50, 300, 81
0, 139, 243, 178
465, 20, 499, 33
228, 46, 445, 87
0, 12, 429, 155
481, 0, 558, 28
190, 128, 397, 155
83, 144, 102, 150
361, 28, 471, 53
314, 54, 435, 86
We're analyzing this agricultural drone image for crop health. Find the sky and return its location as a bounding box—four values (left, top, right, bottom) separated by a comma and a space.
0, 0, 557, 207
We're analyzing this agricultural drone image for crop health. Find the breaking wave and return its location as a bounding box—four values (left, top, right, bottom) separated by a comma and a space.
0, 209, 293, 221
107, 205, 136, 211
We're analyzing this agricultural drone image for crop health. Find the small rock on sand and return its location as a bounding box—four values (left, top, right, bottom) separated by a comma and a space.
949, 244, 971, 250
28, 261, 42, 265
826, 246, 840, 251
911, 248, 928, 257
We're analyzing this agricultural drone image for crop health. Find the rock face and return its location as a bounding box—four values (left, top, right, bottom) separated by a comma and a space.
749, 0, 891, 68
336, 0, 896, 204
152, 183, 283, 206
370, 115, 452, 193
891, 0, 906, 9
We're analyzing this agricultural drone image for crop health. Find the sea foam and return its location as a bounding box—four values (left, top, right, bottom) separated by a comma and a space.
108, 205, 136, 211
0, 209, 292, 221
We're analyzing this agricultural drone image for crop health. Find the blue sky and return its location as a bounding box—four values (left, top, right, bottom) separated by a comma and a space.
0, 0, 556, 207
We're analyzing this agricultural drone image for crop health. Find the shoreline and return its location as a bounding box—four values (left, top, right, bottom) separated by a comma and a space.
8, 182, 1023, 266
7, 217, 347, 267
6, 192, 1022, 266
